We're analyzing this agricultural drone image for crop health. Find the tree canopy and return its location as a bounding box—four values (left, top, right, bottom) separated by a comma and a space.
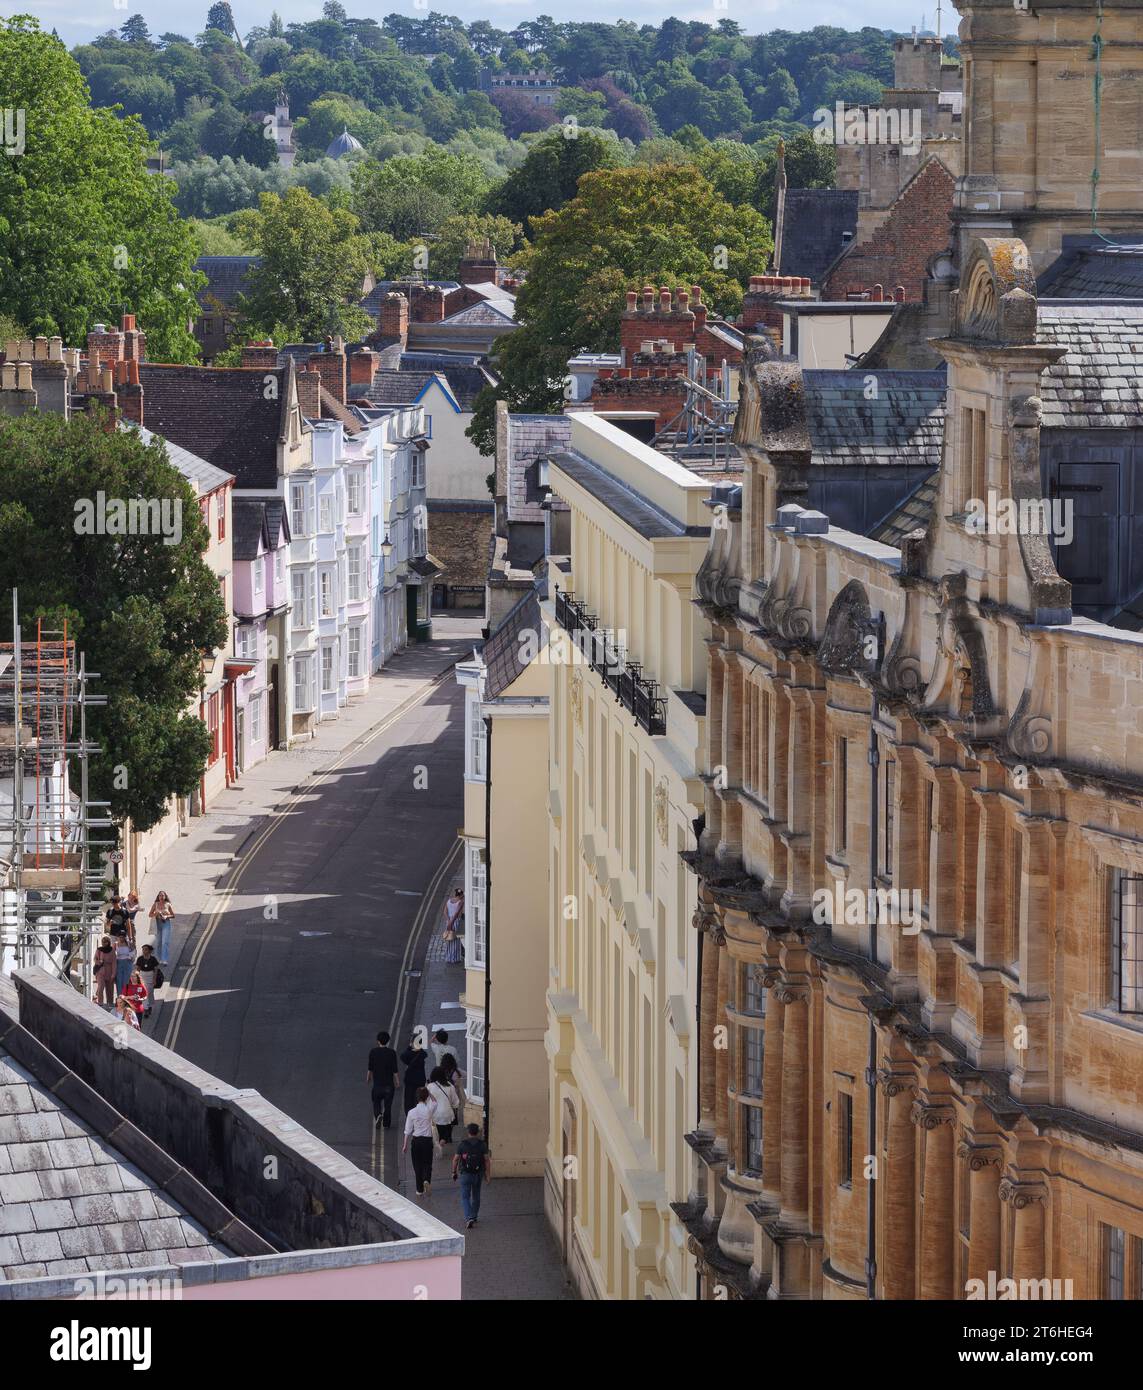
0, 17, 203, 361
0, 411, 227, 830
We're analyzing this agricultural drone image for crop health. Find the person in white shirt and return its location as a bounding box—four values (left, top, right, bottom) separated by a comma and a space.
427, 1068, 459, 1148
402, 1088, 439, 1197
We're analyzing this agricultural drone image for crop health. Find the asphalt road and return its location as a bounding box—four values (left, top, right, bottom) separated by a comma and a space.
155, 675, 465, 1188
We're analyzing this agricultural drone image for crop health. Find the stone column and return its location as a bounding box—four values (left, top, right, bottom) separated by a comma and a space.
913, 1100, 956, 1300
782, 689, 815, 915
960, 1145, 1002, 1289
696, 905, 721, 1137
714, 942, 731, 1150
717, 654, 744, 865
879, 1071, 916, 1299
761, 972, 785, 1202
778, 983, 810, 1224
1002, 1178, 1048, 1285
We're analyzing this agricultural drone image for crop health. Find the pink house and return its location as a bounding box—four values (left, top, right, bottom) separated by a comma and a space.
231, 498, 291, 769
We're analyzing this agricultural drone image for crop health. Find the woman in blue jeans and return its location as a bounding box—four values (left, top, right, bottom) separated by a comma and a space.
148, 891, 175, 966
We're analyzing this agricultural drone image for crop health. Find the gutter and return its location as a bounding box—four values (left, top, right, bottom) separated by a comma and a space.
865, 695, 880, 1301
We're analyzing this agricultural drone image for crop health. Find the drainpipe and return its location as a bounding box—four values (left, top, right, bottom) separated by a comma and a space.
864, 694, 880, 1300
482, 713, 492, 1146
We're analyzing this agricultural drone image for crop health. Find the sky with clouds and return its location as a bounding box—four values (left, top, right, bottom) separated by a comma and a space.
21, 0, 949, 49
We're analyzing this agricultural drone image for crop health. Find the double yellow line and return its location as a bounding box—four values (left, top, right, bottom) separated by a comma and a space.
162, 666, 457, 1053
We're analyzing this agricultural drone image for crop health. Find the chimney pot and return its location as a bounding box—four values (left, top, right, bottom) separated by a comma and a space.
121, 313, 136, 332
691, 285, 702, 303
18, 338, 33, 360
49, 336, 63, 361
625, 291, 637, 310
128, 359, 140, 386
659, 288, 671, 313
871, 284, 884, 302
895, 284, 906, 302
93, 324, 106, 335
1, 364, 14, 389
99, 367, 113, 393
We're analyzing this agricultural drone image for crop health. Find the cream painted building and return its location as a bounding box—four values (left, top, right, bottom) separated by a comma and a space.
542, 412, 711, 1299
456, 589, 551, 1176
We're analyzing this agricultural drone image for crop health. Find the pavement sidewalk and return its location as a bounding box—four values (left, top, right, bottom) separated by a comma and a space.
134, 617, 481, 1032
413, 878, 577, 1301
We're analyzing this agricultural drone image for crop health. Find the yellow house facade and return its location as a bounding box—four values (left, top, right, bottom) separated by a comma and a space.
456, 590, 552, 1177
542, 413, 711, 1299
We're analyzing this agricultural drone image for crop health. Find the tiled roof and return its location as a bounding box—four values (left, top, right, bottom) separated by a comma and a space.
1036, 303, 1143, 428
194, 256, 259, 311
131, 425, 233, 495
366, 370, 465, 411
800, 370, 946, 469
1038, 242, 1143, 299
317, 386, 367, 435
138, 365, 289, 491
869, 470, 940, 546
442, 301, 516, 327
777, 190, 859, 286
482, 587, 544, 699
360, 282, 459, 317
0, 1046, 233, 1281
265, 497, 289, 547
232, 497, 270, 561
507, 413, 572, 524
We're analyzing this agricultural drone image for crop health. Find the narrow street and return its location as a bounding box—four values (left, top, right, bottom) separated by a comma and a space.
153, 653, 466, 1184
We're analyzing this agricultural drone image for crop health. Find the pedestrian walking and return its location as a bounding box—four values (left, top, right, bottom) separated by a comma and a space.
124, 890, 141, 943
442, 888, 464, 964
367, 1029, 400, 1129
114, 936, 134, 996
148, 891, 175, 965
93, 937, 116, 1010
441, 1052, 466, 1117
400, 1036, 428, 1115
452, 1123, 490, 1229
123, 971, 148, 1021
114, 996, 141, 1031
134, 945, 163, 1018
402, 1087, 439, 1198
105, 895, 131, 944
429, 1028, 451, 1072
426, 1067, 459, 1148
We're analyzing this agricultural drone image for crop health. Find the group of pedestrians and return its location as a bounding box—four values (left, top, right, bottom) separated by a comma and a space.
93, 889, 176, 1026
367, 1025, 491, 1229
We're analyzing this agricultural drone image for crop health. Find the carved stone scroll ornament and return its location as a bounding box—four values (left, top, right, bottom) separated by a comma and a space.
910, 1099, 955, 1130
957, 1141, 1001, 1171
882, 582, 928, 701
1007, 637, 1056, 761
998, 1178, 1047, 1209
876, 1068, 915, 1100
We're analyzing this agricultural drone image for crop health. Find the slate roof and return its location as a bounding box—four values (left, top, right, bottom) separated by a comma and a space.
132, 425, 233, 496
193, 256, 259, 311
0, 1045, 233, 1281
326, 128, 363, 158
799, 370, 946, 469
1038, 242, 1143, 299
138, 365, 289, 491
507, 413, 572, 524
366, 370, 461, 412
442, 300, 516, 327
777, 190, 859, 286
482, 587, 544, 699
869, 471, 940, 546
232, 496, 270, 561
1036, 303, 1143, 428
360, 281, 460, 318
551, 449, 707, 541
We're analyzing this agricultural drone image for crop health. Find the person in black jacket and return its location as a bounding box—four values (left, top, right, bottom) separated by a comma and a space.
400, 1037, 428, 1115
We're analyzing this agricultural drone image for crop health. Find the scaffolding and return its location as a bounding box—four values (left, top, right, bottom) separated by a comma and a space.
651, 348, 740, 470
0, 592, 110, 997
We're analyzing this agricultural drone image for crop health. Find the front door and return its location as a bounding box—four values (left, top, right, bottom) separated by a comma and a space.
268, 663, 280, 749
236, 707, 245, 775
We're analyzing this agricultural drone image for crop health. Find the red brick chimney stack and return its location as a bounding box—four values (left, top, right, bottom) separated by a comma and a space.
241, 342, 280, 370
295, 367, 321, 419
305, 336, 346, 406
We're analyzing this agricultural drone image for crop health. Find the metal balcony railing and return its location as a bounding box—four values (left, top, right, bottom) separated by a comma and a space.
553, 591, 666, 736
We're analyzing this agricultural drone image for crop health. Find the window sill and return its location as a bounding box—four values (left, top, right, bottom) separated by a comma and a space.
1081, 1007, 1143, 1042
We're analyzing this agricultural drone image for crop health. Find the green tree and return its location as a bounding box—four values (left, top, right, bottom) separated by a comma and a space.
487, 129, 618, 232
352, 147, 492, 235
120, 15, 152, 45
468, 163, 772, 451
424, 212, 521, 280
205, 2, 239, 41
0, 18, 202, 361
0, 412, 227, 830
234, 186, 376, 341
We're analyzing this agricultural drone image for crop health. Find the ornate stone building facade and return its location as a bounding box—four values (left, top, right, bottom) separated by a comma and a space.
679, 237, 1143, 1301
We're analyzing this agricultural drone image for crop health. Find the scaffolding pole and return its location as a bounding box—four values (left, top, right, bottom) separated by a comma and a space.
0, 590, 110, 997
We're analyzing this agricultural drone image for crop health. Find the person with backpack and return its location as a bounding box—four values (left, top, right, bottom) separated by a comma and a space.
452, 1123, 490, 1229
105, 895, 131, 946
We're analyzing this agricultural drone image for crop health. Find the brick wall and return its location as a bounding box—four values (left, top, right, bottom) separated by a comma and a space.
823, 158, 955, 304
589, 370, 688, 433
